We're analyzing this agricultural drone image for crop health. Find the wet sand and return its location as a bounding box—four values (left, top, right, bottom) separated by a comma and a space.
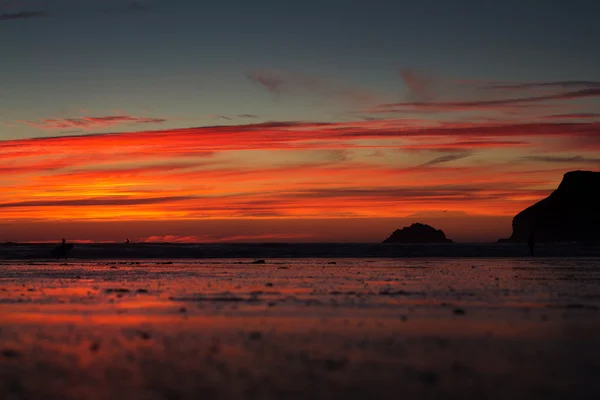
1, 258, 600, 399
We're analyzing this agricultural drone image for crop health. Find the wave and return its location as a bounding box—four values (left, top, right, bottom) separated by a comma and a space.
1, 242, 599, 260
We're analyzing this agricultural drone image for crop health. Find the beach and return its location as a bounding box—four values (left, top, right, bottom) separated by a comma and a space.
2, 0, 598, 398
1, 257, 600, 399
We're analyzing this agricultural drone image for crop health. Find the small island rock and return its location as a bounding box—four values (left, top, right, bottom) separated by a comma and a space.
383, 223, 453, 244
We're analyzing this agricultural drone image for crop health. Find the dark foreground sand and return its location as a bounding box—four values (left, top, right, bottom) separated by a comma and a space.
1, 258, 600, 399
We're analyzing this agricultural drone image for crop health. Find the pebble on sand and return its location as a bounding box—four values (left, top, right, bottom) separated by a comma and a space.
105, 288, 130, 294
137, 331, 151, 340
323, 357, 348, 371
89, 341, 101, 352
418, 371, 439, 386
2, 349, 21, 358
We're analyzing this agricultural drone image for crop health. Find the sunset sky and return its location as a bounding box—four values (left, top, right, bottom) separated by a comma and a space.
1, 0, 599, 243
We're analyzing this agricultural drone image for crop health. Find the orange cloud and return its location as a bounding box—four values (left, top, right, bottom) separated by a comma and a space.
0, 118, 597, 237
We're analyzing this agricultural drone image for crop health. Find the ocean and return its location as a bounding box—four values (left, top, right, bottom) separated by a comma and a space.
2, 241, 600, 260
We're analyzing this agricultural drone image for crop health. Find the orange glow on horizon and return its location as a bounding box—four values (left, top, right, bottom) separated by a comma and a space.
1, 119, 598, 240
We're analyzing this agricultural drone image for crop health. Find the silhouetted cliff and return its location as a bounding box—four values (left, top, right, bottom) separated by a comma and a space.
500, 170, 600, 243
383, 223, 453, 243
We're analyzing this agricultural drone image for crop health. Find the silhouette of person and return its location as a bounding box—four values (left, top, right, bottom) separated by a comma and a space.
527, 231, 536, 256
126, 238, 130, 244
51, 238, 73, 259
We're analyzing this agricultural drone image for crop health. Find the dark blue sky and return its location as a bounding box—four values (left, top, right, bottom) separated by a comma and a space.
2, 0, 600, 138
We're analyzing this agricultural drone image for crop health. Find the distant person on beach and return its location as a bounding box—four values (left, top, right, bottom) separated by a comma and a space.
51, 238, 74, 259
527, 231, 536, 256
126, 238, 130, 244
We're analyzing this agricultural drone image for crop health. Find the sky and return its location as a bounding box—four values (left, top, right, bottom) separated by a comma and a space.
1, 0, 599, 243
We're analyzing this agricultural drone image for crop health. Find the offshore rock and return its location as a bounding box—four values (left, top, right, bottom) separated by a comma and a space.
383, 223, 453, 244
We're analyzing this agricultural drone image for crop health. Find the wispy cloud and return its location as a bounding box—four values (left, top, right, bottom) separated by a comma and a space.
400, 140, 530, 150
400, 68, 437, 102
208, 115, 233, 121
0, 196, 195, 209
1, 2, 150, 22
367, 69, 600, 120
1, 118, 597, 223
140, 233, 314, 243
100, 1, 151, 13
6, 120, 600, 158
541, 113, 600, 120
420, 151, 472, 167
483, 81, 600, 91
247, 69, 384, 106
523, 155, 600, 164
0, 11, 47, 21
19, 115, 167, 131
374, 88, 600, 114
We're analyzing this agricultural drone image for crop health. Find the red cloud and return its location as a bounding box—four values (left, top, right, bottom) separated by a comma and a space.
540, 113, 600, 120
400, 68, 437, 102
0, 118, 597, 224
374, 88, 600, 114
247, 69, 385, 105
375, 69, 600, 117
483, 81, 600, 91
